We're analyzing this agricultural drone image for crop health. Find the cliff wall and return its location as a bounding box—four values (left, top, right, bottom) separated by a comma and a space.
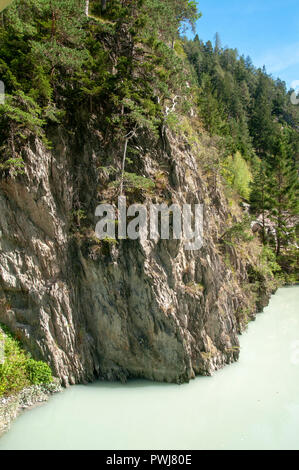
0, 125, 273, 385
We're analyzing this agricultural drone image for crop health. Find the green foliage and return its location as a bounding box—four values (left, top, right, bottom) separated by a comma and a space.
0, 157, 25, 175
0, 0, 296, 280
92, 0, 201, 40
259, 246, 282, 277
2, 92, 45, 133
0, 92, 46, 172
143, 0, 201, 43
250, 159, 270, 213
220, 215, 254, 246
0, 0, 200, 182
222, 151, 252, 199
249, 71, 277, 157
246, 246, 282, 298
124, 172, 155, 192
184, 35, 299, 161
92, 0, 200, 146
72, 209, 87, 222
184, 33, 298, 268
0, 0, 90, 173
267, 134, 299, 255
102, 236, 118, 245
0, 327, 53, 397
110, 172, 155, 193
277, 245, 299, 283
26, 359, 53, 385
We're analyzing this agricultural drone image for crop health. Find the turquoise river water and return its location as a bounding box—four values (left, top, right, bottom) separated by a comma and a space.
0, 286, 298, 450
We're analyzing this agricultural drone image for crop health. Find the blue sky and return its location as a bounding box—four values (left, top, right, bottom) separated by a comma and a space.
192, 0, 299, 90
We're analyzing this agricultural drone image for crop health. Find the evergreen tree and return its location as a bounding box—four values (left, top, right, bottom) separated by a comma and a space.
249, 71, 277, 157
268, 136, 299, 255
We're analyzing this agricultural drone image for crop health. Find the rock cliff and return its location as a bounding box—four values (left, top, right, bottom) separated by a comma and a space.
0, 124, 273, 386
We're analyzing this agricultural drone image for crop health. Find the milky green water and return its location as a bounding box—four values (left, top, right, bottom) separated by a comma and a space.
0, 287, 298, 450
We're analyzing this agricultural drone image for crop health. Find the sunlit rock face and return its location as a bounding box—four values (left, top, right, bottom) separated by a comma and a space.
0, 126, 272, 386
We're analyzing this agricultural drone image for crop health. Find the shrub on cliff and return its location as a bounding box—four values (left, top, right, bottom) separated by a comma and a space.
0, 327, 53, 398
26, 359, 53, 386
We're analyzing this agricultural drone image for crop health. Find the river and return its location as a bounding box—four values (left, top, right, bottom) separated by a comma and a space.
0, 286, 298, 450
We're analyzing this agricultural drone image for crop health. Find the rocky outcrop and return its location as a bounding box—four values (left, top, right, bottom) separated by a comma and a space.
0, 126, 272, 386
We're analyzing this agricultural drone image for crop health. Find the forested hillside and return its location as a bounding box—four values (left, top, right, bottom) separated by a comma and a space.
0, 0, 297, 282
184, 35, 299, 272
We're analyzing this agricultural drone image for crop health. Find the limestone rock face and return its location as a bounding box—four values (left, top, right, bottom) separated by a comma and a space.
0, 130, 271, 385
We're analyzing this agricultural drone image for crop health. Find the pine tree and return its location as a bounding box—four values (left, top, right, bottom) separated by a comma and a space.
142, 0, 200, 46
268, 136, 299, 255
249, 72, 277, 157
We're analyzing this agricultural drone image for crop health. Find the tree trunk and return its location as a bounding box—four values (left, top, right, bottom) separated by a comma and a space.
262, 210, 265, 244
120, 138, 128, 196
102, 0, 107, 11
261, 186, 265, 244
51, 9, 56, 39
85, 0, 89, 16
120, 128, 137, 195
276, 237, 281, 256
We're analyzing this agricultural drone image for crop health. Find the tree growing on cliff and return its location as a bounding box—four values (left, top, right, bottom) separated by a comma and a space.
143, 0, 200, 46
